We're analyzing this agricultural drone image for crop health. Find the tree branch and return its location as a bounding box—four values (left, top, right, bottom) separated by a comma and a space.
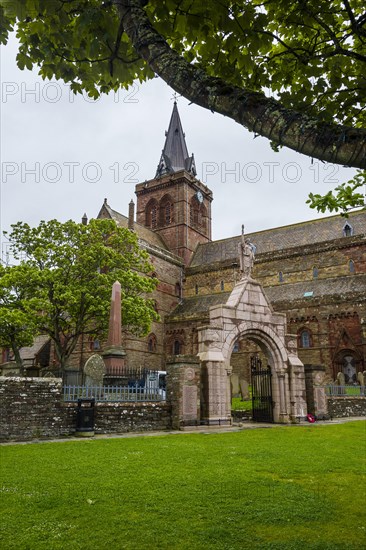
113, 0, 366, 168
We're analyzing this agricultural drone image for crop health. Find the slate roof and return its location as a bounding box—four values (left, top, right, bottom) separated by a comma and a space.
168, 274, 366, 319
155, 102, 196, 178
190, 211, 366, 267
97, 202, 170, 251
169, 292, 232, 318
19, 335, 50, 361
266, 273, 366, 305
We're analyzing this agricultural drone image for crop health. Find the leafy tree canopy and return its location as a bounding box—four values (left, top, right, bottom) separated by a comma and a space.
0, 0, 365, 169
1, 218, 158, 370
0, 263, 40, 369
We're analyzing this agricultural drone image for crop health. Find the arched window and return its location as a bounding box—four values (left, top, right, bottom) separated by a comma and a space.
343, 222, 353, 237
89, 338, 100, 351
190, 197, 207, 230
190, 196, 199, 227
349, 259, 355, 273
195, 284, 198, 295
299, 329, 312, 348
199, 204, 207, 231
165, 202, 171, 225
313, 266, 319, 279
279, 271, 283, 283
173, 340, 182, 355
175, 282, 181, 297
146, 199, 158, 229
159, 194, 174, 226
220, 280, 224, 291
147, 334, 157, 352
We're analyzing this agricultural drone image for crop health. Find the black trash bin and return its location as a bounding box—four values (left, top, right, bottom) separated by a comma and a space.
75, 398, 95, 437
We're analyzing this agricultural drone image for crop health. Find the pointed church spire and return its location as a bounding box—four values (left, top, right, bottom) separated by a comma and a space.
155, 102, 196, 178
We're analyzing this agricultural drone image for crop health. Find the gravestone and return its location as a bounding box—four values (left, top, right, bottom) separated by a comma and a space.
239, 378, 250, 400
84, 354, 106, 386
231, 374, 240, 397
336, 371, 346, 396
357, 371, 364, 386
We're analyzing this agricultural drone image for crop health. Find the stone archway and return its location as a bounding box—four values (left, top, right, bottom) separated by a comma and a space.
197, 277, 307, 424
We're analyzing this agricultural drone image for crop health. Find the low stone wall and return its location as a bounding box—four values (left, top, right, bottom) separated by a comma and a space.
231, 410, 252, 422
92, 401, 171, 434
0, 377, 68, 441
0, 377, 171, 442
327, 396, 366, 418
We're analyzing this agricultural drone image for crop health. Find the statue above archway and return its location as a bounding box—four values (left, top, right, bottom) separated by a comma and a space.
238, 224, 256, 278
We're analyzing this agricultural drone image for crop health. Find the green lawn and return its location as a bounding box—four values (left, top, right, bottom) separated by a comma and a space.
231, 397, 252, 411
1, 421, 365, 549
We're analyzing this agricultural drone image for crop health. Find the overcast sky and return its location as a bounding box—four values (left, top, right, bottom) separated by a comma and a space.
0, 33, 357, 263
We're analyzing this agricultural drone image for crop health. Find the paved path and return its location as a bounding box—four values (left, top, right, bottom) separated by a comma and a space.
1, 416, 364, 446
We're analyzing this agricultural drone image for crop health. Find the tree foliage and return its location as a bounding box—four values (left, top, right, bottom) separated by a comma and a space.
307, 170, 365, 215
0, 0, 365, 169
0, 264, 40, 370
1, 218, 158, 370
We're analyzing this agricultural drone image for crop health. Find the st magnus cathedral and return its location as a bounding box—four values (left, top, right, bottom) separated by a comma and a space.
98, 102, 365, 384
4, 102, 366, 391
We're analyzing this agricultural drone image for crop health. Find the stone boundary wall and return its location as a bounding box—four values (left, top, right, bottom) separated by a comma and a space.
327, 396, 366, 418
0, 377, 171, 442
231, 410, 252, 422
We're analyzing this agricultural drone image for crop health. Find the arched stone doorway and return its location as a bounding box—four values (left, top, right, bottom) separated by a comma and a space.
197, 277, 307, 424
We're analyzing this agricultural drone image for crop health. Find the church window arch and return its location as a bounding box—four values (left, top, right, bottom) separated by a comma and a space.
165, 202, 171, 225
195, 284, 198, 295
173, 339, 184, 355
146, 199, 158, 229
278, 271, 283, 283
190, 197, 207, 230
159, 194, 174, 226
349, 259, 355, 273
343, 222, 353, 237
313, 266, 319, 279
89, 337, 100, 351
298, 328, 312, 348
220, 280, 224, 291
147, 333, 157, 352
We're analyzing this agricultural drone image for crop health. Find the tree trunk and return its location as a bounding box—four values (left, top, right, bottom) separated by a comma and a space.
11, 342, 25, 375
115, 0, 366, 169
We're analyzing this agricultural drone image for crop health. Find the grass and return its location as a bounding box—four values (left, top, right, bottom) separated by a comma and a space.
231, 397, 252, 411
1, 421, 365, 549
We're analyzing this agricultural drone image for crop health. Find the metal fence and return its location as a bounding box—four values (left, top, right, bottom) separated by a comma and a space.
325, 385, 365, 397
63, 383, 166, 403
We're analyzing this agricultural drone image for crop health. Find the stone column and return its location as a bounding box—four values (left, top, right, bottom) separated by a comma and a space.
102, 281, 126, 378
166, 356, 201, 429
277, 372, 290, 423
289, 363, 308, 422
304, 365, 329, 419
200, 360, 232, 426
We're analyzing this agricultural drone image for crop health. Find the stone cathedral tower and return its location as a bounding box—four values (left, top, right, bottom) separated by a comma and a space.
135, 102, 212, 264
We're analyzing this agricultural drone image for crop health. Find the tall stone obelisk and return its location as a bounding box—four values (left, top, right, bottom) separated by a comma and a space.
102, 281, 126, 377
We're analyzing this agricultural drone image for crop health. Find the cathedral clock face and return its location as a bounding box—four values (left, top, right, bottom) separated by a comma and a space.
196, 191, 203, 203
